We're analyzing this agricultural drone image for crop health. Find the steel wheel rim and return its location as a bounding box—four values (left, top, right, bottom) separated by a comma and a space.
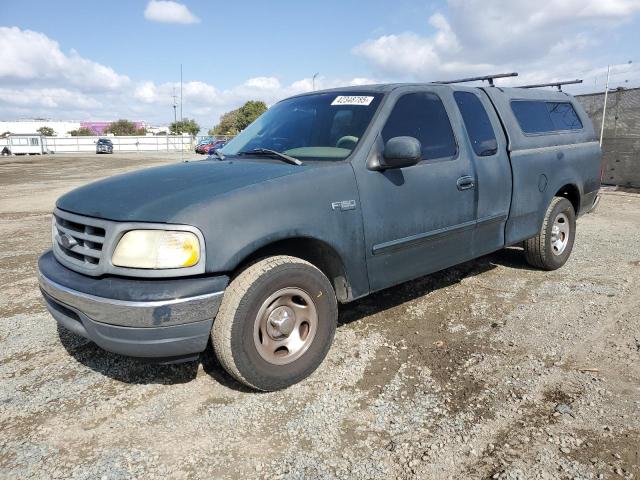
253, 287, 318, 365
551, 212, 570, 255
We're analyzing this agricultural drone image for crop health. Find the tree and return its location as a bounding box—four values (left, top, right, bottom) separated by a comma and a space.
210, 100, 267, 136
104, 119, 140, 136
209, 109, 240, 136
236, 100, 267, 131
170, 118, 200, 136
37, 126, 55, 136
68, 127, 94, 136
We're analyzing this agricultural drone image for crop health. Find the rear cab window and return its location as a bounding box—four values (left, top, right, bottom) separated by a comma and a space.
381, 92, 457, 161
511, 100, 583, 134
454, 91, 498, 156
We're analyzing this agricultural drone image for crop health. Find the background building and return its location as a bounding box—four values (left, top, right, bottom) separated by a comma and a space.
0, 120, 81, 137
0, 119, 169, 137
80, 121, 145, 135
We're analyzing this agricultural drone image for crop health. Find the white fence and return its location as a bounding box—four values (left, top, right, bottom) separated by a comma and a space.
0, 135, 194, 153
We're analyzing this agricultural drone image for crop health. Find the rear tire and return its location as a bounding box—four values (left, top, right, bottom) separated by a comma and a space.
524, 196, 576, 270
212, 255, 338, 391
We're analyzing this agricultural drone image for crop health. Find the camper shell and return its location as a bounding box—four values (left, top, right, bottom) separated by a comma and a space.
37, 77, 601, 391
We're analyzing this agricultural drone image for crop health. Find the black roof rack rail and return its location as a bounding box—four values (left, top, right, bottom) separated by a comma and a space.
517, 79, 583, 91
433, 72, 518, 87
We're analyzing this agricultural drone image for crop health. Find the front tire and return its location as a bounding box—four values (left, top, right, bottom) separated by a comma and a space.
212, 255, 338, 391
524, 196, 576, 270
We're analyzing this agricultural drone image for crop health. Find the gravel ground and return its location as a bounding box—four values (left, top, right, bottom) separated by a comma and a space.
1, 154, 639, 480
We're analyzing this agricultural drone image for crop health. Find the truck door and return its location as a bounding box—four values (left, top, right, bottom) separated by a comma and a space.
354, 87, 478, 292
452, 88, 512, 257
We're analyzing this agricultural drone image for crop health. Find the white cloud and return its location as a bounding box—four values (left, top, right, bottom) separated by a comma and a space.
127, 75, 378, 127
144, 1, 200, 24
353, 0, 640, 82
0, 27, 129, 92
244, 77, 282, 90
133, 81, 159, 103
0, 88, 101, 109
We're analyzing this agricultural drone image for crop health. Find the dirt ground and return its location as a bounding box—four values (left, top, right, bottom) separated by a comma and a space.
0, 153, 638, 480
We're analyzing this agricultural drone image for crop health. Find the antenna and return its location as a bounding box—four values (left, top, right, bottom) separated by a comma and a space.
433, 72, 518, 87
518, 79, 583, 91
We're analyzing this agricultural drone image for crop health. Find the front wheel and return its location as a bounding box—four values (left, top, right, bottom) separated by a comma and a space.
524, 196, 576, 270
212, 255, 338, 391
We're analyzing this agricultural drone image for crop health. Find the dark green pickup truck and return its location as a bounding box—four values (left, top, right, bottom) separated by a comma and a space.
38, 83, 601, 390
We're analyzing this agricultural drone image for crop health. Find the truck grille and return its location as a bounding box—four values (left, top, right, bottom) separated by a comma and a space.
50, 207, 206, 278
53, 210, 107, 270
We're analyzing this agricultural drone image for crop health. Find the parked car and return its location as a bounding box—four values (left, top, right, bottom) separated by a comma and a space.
96, 138, 113, 154
38, 83, 601, 391
194, 137, 213, 154
195, 138, 226, 154
207, 140, 226, 155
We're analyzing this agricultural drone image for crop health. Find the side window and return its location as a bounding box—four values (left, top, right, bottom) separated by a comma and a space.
511, 101, 553, 134
454, 91, 498, 156
547, 102, 583, 130
30, 137, 40, 146
511, 100, 583, 134
382, 92, 457, 160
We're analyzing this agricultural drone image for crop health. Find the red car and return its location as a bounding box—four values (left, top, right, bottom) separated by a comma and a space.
207, 140, 226, 154
195, 139, 226, 154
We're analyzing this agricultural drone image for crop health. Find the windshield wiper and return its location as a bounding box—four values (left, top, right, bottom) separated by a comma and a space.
209, 149, 225, 161
238, 148, 303, 166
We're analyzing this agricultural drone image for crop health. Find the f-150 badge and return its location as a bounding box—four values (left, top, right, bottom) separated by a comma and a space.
331, 200, 356, 211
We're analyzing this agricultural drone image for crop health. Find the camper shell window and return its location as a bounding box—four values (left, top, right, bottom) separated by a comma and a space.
511, 100, 583, 134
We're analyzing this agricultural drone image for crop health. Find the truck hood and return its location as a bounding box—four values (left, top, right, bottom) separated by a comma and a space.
56, 159, 304, 222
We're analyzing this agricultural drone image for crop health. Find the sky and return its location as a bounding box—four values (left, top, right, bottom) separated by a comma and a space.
1, 0, 640, 132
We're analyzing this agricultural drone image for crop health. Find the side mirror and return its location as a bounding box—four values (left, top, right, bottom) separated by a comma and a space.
478, 138, 498, 156
380, 136, 421, 169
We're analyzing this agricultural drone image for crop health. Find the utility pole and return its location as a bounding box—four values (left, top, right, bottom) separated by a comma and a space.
312, 72, 319, 91
600, 60, 632, 147
180, 64, 186, 162
180, 64, 183, 121
599, 65, 610, 147
172, 87, 177, 125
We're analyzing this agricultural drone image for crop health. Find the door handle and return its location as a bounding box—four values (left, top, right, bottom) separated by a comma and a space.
457, 175, 475, 191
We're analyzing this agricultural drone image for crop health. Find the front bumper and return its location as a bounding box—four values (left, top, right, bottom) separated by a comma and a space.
37, 250, 228, 359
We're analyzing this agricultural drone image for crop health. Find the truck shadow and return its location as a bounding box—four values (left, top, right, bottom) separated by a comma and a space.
57, 246, 532, 390
57, 325, 256, 391
338, 246, 534, 326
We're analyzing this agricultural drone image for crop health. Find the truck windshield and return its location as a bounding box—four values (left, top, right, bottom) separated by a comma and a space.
219, 92, 383, 161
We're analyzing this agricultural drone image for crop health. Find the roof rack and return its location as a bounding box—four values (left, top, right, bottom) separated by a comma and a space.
433, 72, 518, 87
518, 79, 583, 91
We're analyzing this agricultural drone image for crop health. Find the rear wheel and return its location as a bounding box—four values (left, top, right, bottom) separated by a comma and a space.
524, 196, 576, 270
212, 255, 337, 391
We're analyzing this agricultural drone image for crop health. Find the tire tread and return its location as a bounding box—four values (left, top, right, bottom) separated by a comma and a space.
524, 196, 571, 270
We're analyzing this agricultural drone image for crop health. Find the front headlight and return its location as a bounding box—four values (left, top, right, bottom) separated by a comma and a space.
112, 230, 200, 269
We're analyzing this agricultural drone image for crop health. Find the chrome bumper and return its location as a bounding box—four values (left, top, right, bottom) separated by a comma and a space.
38, 271, 223, 328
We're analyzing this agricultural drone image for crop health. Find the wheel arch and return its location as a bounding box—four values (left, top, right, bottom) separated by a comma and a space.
233, 236, 353, 303
555, 183, 580, 215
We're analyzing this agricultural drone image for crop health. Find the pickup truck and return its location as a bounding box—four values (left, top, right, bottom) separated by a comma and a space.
37, 83, 601, 391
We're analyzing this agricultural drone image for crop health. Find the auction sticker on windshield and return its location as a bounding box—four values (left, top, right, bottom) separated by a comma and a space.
331, 96, 374, 106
